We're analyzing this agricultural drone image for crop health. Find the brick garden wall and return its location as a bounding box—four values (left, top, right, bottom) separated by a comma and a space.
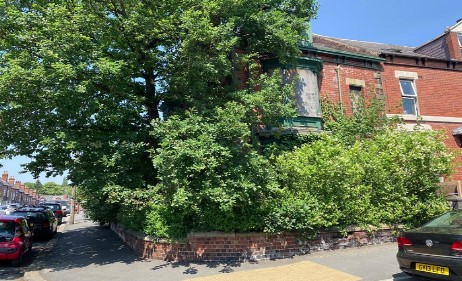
111, 223, 396, 262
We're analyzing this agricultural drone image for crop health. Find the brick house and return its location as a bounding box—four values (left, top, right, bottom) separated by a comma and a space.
259, 20, 462, 181
0, 171, 39, 205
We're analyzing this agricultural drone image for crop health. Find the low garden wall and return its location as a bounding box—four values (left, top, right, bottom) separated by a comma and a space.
110, 223, 396, 262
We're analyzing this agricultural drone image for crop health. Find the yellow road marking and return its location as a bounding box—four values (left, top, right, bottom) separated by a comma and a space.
185, 261, 361, 281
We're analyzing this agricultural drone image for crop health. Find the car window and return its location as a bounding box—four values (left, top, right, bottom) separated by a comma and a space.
424, 211, 462, 228
41, 204, 60, 210
0, 221, 15, 240
11, 211, 46, 219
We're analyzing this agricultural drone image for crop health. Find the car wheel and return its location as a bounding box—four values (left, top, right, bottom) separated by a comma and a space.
11, 253, 23, 267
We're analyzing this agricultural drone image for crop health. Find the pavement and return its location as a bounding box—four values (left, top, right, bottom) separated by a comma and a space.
22, 213, 408, 281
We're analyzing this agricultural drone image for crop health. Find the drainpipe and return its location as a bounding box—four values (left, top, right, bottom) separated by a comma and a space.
335, 65, 343, 111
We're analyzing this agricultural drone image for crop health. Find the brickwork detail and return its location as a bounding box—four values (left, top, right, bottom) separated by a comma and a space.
111, 223, 396, 262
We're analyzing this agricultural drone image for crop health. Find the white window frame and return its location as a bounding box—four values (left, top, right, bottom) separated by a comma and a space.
399, 79, 418, 115
458, 33, 462, 57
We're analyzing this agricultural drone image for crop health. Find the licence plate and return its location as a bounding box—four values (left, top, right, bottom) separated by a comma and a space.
416, 263, 449, 276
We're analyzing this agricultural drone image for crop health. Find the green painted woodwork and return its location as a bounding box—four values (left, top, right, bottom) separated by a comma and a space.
300, 46, 385, 63
283, 116, 323, 130
262, 56, 323, 73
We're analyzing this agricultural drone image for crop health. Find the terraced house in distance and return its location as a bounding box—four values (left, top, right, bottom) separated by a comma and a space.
258, 19, 462, 191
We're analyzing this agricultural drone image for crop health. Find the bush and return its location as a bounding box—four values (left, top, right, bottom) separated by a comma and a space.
149, 107, 279, 238
267, 129, 454, 233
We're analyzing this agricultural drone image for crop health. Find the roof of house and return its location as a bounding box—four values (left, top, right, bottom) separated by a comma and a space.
312, 34, 439, 59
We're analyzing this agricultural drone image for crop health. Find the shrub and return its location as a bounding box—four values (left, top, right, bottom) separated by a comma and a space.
267, 129, 455, 233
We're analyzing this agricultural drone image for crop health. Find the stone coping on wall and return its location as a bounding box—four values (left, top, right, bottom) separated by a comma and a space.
111, 223, 398, 262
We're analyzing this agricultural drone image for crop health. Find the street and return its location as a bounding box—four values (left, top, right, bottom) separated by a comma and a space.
0, 240, 46, 280
0, 228, 62, 281
0, 213, 427, 281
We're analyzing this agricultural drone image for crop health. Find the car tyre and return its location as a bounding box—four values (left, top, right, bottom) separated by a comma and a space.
48, 229, 55, 240
11, 253, 22, 267
28, 242, 33, 254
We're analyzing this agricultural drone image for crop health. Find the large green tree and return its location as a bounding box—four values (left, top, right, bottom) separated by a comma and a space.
40, 181, 63, 195
0, 1, 318, 229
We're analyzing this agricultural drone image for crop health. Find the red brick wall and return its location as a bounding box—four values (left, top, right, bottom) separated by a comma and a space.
317, 57, 462, 180
446, 32, 462, 61
318, 60, 379, 115
111, 223, 395, 262
426, 122, 462, 180
381, 63, 462, 117
380, 62, 462, 179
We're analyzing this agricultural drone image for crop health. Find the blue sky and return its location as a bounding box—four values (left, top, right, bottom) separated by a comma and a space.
311, 0, 462, 47
2, 0, 462, 183
0, 156, 66, 184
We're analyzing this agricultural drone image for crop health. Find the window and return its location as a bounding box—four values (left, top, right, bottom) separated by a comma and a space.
0, 221, 14, 236
458, 34, 462, 57
349, 85, 362, 113
399, 79, 417, 115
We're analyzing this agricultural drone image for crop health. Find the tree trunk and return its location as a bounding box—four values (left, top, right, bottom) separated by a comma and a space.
69, 186, 76, 224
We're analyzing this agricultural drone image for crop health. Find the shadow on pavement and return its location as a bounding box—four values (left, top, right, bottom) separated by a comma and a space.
33, 218, 266, 280
33, 220, 143, 273
147, 254, 301, 278
157, 260, 249, 275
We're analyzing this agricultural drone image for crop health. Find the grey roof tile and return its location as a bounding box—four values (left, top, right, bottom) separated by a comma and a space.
312, 34, 437, 59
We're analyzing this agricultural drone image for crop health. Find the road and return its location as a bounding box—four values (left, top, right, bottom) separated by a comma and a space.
0, 238, 47, 281
1, 214, 425, 281
0, 218, 67, 281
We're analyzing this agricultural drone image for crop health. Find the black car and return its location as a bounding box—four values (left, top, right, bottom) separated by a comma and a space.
397, 210, 462, 280
10, 207, 58, 240
39, 202, 64, 225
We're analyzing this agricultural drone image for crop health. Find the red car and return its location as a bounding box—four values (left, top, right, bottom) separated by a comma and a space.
0, 215, 33, 266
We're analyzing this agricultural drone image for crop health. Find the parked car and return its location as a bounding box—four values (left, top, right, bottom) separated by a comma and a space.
58, 201, 70, 216
0, 204, 21, 215
39, 202, 64, 224
10, 207, 58, 240
397, 210, 462, 280
0, 215, 33, 266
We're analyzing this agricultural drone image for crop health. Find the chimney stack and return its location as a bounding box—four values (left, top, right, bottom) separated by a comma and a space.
2, 171, 7, 182
8, 177, 15, 186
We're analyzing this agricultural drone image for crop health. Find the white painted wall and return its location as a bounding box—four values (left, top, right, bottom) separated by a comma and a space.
282, 69, 321, 118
